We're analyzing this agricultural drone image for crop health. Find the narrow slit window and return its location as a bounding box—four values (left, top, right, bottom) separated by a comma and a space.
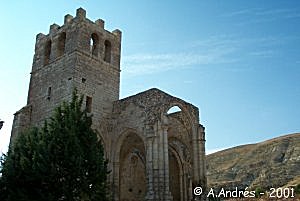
47, 87, 52, 100
86, 96, 92, 113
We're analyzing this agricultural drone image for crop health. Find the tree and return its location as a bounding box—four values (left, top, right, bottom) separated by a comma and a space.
0, 91, 108, 201
0, 119, 4, 129
255, 186, 265, 198
295, 183, 300, 195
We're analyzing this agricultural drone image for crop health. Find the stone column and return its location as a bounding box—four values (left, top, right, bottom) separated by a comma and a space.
158, 122, 165, 199
188, 178, 193, 200
113, 161, 120, 201
191, 124, 207, 201
145, 126, 155, 200
192, 123, 207, 201
198, 124, 207, 198
152, 123, 160, 200
180, 172, 184, 201
148, 118, 173, 201
192, 124, 200, 183
162, 123, 172, 201
183, 171, 187, 201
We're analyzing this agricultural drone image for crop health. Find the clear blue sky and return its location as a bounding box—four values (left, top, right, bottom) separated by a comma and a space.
0, 1, 299, 154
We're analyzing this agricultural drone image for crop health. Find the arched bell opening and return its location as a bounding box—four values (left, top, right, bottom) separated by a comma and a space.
90, 33, 99, 56
165, 103, 194, 140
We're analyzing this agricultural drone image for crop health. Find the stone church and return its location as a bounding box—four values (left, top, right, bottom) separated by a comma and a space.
11, 8, 207, 201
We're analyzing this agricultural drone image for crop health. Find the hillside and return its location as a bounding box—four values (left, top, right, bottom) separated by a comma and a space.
206, 133, 300, 191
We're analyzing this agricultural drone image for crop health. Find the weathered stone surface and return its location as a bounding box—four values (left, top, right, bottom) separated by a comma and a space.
10, 8, 207, 201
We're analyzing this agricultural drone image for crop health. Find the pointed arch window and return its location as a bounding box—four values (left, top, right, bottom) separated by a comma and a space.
90, 33, 99, 56
167, 106, 182, 114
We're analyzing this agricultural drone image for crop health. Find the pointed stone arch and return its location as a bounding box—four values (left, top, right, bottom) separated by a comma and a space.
113, 129, 146, 201
168, 137, 193, 201
169, 146, 183, 201
164, 102, 196, 131
164, 102, 196, 150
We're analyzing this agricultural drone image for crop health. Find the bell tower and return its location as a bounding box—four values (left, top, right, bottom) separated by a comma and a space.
11, 8, 122, 141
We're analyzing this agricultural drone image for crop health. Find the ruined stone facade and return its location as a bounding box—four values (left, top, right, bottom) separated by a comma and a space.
11, 8, 207, 201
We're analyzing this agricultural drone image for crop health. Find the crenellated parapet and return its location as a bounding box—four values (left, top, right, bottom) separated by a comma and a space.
32, 7, 122, 72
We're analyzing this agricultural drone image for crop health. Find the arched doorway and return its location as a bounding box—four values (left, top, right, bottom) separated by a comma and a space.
119, 133, 146, 201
